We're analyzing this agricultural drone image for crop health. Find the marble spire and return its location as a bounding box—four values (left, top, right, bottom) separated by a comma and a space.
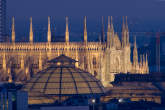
29, 17, 33, 43
47, 16, 51, 43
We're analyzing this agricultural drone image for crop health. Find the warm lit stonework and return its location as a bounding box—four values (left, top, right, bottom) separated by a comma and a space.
0, 16, 149, 87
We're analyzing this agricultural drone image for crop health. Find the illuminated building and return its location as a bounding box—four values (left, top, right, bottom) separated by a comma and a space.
0, 16, 149, 87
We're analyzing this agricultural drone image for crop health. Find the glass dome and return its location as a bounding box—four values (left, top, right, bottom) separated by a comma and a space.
22, 55, 105, 105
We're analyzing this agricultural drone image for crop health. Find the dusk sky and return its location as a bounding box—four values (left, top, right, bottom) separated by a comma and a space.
8, 0, 165, 20
6, 0, 165, 40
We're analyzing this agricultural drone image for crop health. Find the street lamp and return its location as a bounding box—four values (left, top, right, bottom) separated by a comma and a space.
92, 98, 96, 110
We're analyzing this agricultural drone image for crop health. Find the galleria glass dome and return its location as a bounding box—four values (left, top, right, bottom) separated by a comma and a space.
22, 55, 105, 104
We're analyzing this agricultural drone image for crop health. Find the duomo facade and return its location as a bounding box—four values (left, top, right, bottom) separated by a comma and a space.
0, 16, 149, 87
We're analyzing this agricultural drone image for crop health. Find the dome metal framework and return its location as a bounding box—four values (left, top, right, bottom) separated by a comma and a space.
22, 55, 105, 104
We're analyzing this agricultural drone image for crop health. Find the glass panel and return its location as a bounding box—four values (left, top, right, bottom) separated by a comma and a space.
29, 78, 37, 82
74, 77, 84, 82
61, 88, 76, 94
45, 89, 59, 94
33, 83, 45, 89
76, 82, 88, 88
31, 88, 44, 93
62, 82, 75, 88
47, 83, 60, 89
48, 77, 60, 83
72, 73, 81, 77
62, 73, 71, 78
91, 88, 101, 93
51, 74, 60, 78
54, 68, 61, 73
62, 77, 73, 82
78, 88, 90, 94
62, 68, 69, 73
89, 82, 98, 87
41, 73, 51, 77
37, 77, 49, 82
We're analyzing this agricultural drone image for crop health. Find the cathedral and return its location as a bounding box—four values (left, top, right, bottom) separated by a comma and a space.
0, 16, 149, 87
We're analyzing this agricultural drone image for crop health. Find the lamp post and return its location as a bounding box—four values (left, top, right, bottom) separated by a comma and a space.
92, 98, 96, 110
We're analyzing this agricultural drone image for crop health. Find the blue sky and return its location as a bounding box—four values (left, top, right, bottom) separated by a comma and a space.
6, 0, 165, 40
8, 0, 165, 20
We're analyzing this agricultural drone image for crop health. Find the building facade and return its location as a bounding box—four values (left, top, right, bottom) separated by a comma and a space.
0, 83, 28, 110
0, 16, 149, 87
0, 0, 6, 41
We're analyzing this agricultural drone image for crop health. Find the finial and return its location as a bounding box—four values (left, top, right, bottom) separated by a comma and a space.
125, 16, 129, 30
12, 17, 15, 43
134, 35, 136, 46
101, 16, 105, 42
84, 16, 87, 27
84, 16, 87, 43
108, 16, 110, 25
111, 16, 113, 24
65, 16, 69, 43
66, 16, 69, 32
126, 16, 128, 24
47, 16, 51, 43
29, 17, 33, 43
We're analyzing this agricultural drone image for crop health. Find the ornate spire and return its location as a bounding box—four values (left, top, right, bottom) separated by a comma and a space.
84, 16, 87, 43
47, 16, 51, 43
125, 16, 129, 46
65, 16, 69, 43
29, 17, 33, 43
143, 54, 145, 63
122, 16, 126, 47
101, 16, 105, 42
110, 16, 114, 33
140, 55, 143, 68
142, 54, 146, 73
145, 53, 149, 73
107, 16, 111, 48
11, 17, 15, 43
110, 16, 114, 47
133, 36, 138, 67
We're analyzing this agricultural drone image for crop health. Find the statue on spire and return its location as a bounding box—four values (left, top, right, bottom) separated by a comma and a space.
125, 16, 130, 46
47, 16, 51, 43
122, 16, 127, 47
107, 16, 111, 48
84, 16, 87, 43
65, 16, 69, 43
29, 17, 33, 43
110, 16, 114, 47
12, 17, 15, 43
133, 36, 138, 70
101, 16, 105, 42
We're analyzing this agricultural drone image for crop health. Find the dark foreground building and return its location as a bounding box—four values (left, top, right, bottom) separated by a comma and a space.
0, 83, 28, 110
102, 73, 165, 104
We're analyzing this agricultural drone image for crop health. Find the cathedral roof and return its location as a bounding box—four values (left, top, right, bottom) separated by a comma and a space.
22, 55, 105, 104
